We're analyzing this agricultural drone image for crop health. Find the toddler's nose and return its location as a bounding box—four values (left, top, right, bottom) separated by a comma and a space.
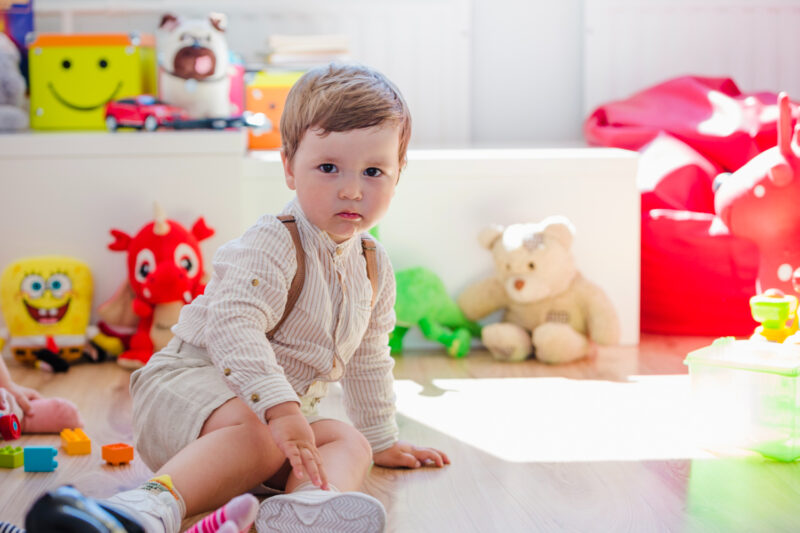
339, 174, 363, 200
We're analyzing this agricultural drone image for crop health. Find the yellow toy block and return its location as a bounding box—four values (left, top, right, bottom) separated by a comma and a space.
28, 33, 157, 130
60, 428, 91, 455
245, 70, 304, 150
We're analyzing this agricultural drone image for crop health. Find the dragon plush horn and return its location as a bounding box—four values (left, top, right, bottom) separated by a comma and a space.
153, 202, 169, 236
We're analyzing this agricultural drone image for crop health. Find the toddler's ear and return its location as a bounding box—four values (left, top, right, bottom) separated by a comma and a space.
281, 151, 297, 190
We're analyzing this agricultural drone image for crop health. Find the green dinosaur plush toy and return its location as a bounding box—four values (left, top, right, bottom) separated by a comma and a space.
390, 266, 482, 358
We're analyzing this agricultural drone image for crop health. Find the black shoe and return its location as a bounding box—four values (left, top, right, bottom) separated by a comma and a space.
25, 485, 144, 533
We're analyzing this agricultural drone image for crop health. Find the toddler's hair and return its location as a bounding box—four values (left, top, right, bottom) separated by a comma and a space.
280, 63, 412, 166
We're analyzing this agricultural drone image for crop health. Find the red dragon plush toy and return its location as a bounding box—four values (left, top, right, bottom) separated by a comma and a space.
100, 204, 214, 368
715, 92, 800, 296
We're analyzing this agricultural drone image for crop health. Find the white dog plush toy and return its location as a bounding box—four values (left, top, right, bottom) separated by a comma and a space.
157, 12, 232, 119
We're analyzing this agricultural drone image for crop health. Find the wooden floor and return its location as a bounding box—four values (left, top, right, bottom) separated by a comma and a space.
4, 335, 800, 532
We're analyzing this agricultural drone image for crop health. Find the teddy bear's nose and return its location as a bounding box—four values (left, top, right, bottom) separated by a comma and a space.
514, 279, 525, 290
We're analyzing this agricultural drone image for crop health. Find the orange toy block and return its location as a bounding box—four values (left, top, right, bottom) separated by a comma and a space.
102, 442, 133, 465
60, 428, 91, 455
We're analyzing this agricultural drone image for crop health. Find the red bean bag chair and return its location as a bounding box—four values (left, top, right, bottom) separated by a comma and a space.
584, 76, 791, 335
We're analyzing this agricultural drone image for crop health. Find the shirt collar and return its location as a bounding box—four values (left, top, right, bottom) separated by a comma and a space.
282, 197, 360, 257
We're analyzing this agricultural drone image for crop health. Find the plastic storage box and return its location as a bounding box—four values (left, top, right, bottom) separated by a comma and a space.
684, 337, 800, 461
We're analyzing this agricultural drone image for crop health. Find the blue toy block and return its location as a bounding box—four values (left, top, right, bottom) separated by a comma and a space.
0, 445, 23, 468
24, 446, 58, 472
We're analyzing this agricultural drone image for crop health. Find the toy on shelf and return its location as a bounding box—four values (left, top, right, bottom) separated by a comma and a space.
391, 266, 481, 358
104, 94, 190, 131
750, 289, 798, 343
23, 445, 57, 472
458, 216, 620, 363
0, 255, 118, 372
102, 442, 133, 465
60, 428, 91, 455
715, 92, 800, 296
104, 94, 266, 132
246, 70, 303, 149
27, 33, 156, 130
99, 204, 214, 368
157, 13, 235, 119
0, 32, 28, 131
0, 410, 21, 440
0, 445, 23, 468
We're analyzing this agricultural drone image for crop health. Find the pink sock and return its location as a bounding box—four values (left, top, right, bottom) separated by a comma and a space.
21, 398, 84, 434
185, 493, 259, 533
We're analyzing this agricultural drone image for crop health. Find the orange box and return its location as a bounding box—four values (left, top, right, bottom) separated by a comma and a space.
245, 70, 304, 150
102, 442, 133, 465
60, 428, 91, 455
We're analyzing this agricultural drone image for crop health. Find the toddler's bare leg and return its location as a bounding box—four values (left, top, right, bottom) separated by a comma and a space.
257, 420, 383, 531
157, 397, 288, 516
284, 419, 373, 493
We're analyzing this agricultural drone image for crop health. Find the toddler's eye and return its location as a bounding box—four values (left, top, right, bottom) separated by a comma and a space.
319, 163, 337, 173
364, 167, 382, 177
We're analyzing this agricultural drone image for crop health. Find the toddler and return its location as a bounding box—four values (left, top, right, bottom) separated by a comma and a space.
102, 63, 449, 533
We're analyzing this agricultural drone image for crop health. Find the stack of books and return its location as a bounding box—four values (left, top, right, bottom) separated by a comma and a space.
263, 34, 351, 68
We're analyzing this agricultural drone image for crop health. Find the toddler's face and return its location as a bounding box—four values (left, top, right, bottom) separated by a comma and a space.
283, 124, 401, 243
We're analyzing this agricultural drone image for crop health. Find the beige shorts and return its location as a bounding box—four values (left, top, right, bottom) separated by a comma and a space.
130, 336, 328, 472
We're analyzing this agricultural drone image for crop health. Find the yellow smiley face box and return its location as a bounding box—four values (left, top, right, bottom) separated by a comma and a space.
0, 256, 93, 342
28, 33, 157, 130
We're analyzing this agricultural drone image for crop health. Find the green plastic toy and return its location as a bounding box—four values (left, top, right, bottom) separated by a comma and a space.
390, 266, 482, 358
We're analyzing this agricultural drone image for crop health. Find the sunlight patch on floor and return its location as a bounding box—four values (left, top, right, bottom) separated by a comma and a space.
395, 375, 713, 463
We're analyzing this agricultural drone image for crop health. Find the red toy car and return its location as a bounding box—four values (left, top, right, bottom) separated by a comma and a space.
104, 95, 190, 131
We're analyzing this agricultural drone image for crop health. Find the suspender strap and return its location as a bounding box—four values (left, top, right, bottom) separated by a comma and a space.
361, 236, 378, 308
266, 215, 305, 340
266, 215, 378, 340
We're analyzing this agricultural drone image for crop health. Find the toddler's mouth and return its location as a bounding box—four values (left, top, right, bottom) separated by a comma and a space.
337, 211, 362, 220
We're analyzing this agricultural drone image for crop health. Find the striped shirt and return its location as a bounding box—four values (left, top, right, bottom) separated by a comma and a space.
172, 198, 399, 452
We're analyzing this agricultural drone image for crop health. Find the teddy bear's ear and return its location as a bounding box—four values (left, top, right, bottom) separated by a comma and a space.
159, 13, 180, 31
209, 12, 228, 33
477, 225, 504, 249
542, 216, 575, 248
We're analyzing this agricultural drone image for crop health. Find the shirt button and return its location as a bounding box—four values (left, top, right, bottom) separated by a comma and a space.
251, 279, 259, 287
336, 248, 343, 256
251, 393, 260, 402
224, 368, 231, 376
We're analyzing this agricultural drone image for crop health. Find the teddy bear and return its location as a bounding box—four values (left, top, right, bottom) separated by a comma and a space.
0, 33, 28, 131
156, 12, 233, 119
457, 216, 620, 363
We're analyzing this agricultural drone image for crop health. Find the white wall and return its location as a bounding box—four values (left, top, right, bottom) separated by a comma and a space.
470, 0, 585, 144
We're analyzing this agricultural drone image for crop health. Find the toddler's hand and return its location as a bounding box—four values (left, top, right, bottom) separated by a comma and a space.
9, 383, 41, 414
0, 387, 9, 411
266, 403, 328, 490
373, 440, 450, 469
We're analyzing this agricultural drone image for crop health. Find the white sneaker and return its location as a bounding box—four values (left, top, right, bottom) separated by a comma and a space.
256, 489, 386, 533
104, 489, 181, 533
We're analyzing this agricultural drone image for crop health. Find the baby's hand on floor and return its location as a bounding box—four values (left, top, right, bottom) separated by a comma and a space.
9, 383, 41, 414
373, 440, 450, 469
266, 402, 329, 490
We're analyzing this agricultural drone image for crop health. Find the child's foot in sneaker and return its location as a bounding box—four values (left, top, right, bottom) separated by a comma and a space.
256, 487, 386, 533
104, 487, 182, 533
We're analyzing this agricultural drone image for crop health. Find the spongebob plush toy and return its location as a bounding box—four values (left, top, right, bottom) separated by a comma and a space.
0, 256, 118, 372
